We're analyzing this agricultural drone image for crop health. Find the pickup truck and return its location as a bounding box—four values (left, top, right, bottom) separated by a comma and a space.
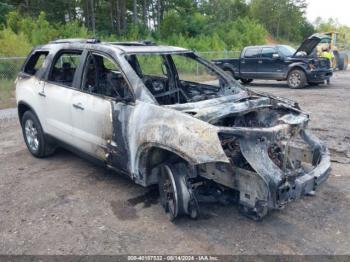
213, 34, 333, 89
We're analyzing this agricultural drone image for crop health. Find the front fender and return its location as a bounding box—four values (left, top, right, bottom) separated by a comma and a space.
287, 62, 308, 77
128, 101, 229, 179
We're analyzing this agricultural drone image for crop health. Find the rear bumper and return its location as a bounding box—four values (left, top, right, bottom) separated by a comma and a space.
306, 68, 333, 82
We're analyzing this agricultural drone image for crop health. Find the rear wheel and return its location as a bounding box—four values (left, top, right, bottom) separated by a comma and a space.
287, 69, 306, 89
21, 111, 56, 158
240, 79, 253, 85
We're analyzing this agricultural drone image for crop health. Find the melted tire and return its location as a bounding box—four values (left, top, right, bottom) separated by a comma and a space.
158, 162, 197, 221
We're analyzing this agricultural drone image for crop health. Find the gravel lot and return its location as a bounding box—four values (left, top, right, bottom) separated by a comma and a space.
0, 72, 349, 255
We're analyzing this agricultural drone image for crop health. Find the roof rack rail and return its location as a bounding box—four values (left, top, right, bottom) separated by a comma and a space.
50, 38, 85, 44
50, 38, 101, 44
86, 38, 101, 44
109, 40, 157, 46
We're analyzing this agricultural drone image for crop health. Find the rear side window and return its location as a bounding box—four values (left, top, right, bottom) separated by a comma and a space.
24, 51, 49, 75
244, 48, 260, 58
49, 51, 82, 87
261, 48, 276, 58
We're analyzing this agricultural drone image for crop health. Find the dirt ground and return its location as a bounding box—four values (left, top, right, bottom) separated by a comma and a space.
0, 71, 349, 255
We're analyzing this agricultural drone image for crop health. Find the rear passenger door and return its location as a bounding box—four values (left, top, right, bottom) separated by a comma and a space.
42, 50, 84, 145
240, 47, 261, 79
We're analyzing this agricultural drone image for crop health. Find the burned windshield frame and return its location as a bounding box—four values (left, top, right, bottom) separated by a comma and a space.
124, 51, 240, 105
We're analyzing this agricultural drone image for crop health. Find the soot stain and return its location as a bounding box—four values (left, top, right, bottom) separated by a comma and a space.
110, 200, 139, 220
127, 187, 159, 208
110, 187, 159, 220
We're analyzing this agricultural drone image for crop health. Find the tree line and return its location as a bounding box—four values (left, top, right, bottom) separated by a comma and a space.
0, 0, 343, 57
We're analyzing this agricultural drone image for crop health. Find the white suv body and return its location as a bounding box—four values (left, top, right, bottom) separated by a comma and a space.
16, 39, 331, 221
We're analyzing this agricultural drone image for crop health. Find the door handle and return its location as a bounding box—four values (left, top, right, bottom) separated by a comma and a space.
241, 61, 245, 64
73, 103, 84, 110
38, 91, 46, 97
258, 60, 263, 64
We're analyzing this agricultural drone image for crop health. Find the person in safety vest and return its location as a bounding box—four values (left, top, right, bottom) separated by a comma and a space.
320, 44, 334, 85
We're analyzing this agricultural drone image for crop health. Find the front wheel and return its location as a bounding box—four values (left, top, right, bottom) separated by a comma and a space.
21, 111, 56, 158
158, 162, 199, 221
287, 69, 306, 89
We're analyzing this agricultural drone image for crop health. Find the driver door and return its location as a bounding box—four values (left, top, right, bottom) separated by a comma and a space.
71, 51, 130, 162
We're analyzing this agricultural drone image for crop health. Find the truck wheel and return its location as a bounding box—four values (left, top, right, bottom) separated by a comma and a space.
21, 111, 56, 158
158, 162, 199, 221
287, 69, 306, 89
240, 79, 253, 85
338, 53, 348, 70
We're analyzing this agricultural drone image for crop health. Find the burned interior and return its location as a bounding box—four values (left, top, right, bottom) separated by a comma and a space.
125, 52, 236, 105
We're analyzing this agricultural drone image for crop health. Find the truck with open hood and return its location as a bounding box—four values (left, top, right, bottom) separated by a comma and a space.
213, 34, 333, 89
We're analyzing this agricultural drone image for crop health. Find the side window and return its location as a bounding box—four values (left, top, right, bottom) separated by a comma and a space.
82, 53, 131, 99
244, 48, 260, 58
48, 51, 82, 87
261, 48, 276, 58
24, 51, 49, 75
136, 55, 168, 77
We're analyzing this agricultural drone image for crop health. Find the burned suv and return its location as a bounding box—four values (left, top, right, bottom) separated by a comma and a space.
16, 39, 331, 221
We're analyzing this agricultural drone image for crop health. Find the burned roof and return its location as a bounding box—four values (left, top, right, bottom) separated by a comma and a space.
45, 38, 190, 55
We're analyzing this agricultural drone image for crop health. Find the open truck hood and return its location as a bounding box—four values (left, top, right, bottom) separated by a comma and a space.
293, 33, 331, 57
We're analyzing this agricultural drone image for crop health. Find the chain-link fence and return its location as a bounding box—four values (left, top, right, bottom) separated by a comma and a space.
0, 57, 26, 80
0, 51, 240, 81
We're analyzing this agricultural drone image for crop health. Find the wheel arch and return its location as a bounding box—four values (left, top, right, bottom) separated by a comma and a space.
17, 101, 38, 127
136, 143, 195, 187
287, 64, 307, 78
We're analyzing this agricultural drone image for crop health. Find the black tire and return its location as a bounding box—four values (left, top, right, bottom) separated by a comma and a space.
158, 162, 199, 221
21, 111, 56, 158
338, 53, 348, 71
287, 69, 306, 89
240, 79, 253, 85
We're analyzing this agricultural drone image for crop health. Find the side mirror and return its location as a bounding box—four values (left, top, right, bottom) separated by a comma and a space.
272, 53, 280, 59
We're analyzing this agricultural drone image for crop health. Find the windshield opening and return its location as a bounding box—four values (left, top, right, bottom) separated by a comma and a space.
125, 52, 239, 105
278, 45, 296, 57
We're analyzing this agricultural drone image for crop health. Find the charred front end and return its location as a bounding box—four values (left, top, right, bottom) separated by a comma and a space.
191, 95, 331, 220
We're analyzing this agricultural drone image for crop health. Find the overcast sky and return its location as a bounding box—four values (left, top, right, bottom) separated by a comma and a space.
306, 0, 350, 26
